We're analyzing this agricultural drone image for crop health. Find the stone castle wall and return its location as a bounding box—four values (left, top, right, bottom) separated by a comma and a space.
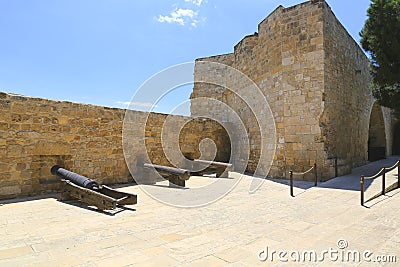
0, 92, 230, 199
1, 0, 396, 200
192, 0, 327, 178
321, 3, 372, 175
191, 0, 394, 180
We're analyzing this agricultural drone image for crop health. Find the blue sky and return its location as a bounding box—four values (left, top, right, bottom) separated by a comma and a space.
0, 0, 370, 115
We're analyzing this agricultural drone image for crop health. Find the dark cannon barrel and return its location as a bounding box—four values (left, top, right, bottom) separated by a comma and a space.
51, 165, 99, 190
143, 163, 190, 180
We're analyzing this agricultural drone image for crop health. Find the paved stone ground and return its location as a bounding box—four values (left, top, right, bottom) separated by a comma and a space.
0, 157, 399, 266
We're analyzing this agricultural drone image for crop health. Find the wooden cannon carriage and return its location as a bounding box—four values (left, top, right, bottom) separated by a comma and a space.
142, 159, 233, 187
51, 165, 137, 211
189, 159, 233, 178
143, 163, 190, 187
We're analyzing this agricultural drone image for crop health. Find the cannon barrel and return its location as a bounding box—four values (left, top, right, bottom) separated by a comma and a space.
143, 163, 190, 180
51, 165, 99, 190
193, 159, 233, 168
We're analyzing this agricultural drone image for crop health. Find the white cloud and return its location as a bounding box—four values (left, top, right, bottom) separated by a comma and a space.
185, 0, 206, 7
157, 8, 199, 26
190, 17, 206, 27
116, 101, 156, 108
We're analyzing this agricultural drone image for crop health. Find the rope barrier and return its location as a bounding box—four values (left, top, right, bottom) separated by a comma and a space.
364, 160, 399, 180
360, 160, 400, 206
289, 163, 318, 197
364, 167, 385, 180
384, 160, 399, 172
291, 165, 314, 176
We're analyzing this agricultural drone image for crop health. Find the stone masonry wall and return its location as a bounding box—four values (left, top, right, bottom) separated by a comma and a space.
192, 0, 327, 179
0, 92, 230, 199
191, 0, 394, 180
321, 3, 393, 175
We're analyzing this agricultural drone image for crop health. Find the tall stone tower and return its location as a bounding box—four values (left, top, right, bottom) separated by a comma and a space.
190, 0, 395, 180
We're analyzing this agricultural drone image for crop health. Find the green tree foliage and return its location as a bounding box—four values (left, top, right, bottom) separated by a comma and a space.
360, 0, 400, 114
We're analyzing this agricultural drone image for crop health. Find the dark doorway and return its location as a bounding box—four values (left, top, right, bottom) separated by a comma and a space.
368, 103, 386, 161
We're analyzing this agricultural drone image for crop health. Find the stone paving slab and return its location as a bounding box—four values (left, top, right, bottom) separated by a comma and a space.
0, 159, 399, 266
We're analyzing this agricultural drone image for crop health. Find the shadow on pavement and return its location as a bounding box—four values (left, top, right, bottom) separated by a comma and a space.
318, 156, 400, 191
58, 199, 136, 216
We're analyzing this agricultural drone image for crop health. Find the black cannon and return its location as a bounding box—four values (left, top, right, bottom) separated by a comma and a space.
190, 159, 233, 178
51, 165, 99, 190
143, 163, 190, 187
51, 165, 137, 211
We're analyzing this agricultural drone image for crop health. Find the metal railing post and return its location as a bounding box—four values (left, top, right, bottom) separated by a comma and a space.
335, 157, 338, 177
360, 175, 364, 206
398, 160, 400, 189
314, 163, 317, 186
382, 167, 386, 195
290, 171, 294, 197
